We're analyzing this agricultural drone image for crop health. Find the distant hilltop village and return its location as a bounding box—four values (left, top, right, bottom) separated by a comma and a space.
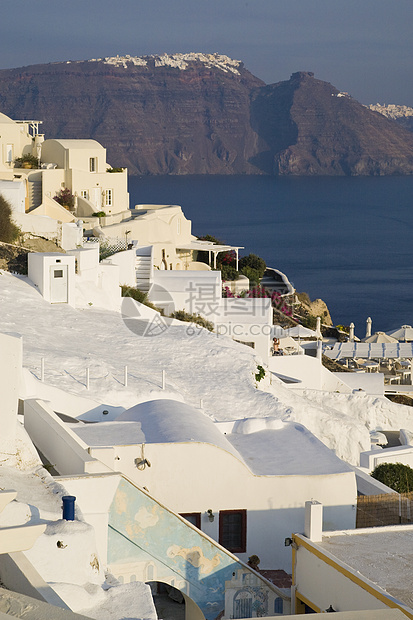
0, 55, 413, 176
83, 52, 243, 74
368, 103, 413, 119
368, 103, 413, 132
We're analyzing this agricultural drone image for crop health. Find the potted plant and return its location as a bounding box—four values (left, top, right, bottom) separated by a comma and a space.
53, 188, 75, 211
14, 154, 39, 169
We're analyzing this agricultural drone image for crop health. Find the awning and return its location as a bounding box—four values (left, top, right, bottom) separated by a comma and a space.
176, 240, 244, 269
324, 342, 413, 360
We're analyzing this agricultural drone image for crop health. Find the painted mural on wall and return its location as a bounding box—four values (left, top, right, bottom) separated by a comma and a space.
107, 478, 282, 619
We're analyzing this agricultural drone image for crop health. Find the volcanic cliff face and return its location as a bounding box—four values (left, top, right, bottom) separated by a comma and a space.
250, 71, 413, 176
0, 54, 264, 175
0, 56, 412, 176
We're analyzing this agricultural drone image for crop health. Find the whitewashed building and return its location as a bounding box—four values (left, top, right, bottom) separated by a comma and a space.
64, 398, 358, 571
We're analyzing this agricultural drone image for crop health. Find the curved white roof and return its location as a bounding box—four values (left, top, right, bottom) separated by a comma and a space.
116, 399, 240, 457
71, 399, 352, 477
43, 139, 104, 150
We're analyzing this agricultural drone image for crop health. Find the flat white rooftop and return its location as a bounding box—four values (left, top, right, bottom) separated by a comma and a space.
319, 525, 413, 609
226, 424, 352, 476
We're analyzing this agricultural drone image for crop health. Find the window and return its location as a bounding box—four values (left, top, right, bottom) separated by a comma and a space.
104, 189, 113, 207
180, 513, 201, 529
274, 597, 283, 614
80, 190, 89, 200
219, 510, 246, 553
6, 144, 13, 164
89, 157, 97, 172
54, 270, 63, 278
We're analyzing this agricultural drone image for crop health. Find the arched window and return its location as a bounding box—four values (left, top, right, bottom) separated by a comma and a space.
274, 597, 283, 614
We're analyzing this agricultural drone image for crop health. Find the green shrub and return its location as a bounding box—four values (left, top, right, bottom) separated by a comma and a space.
170, 310, 214, 332
121, 285, 163, 314
219, 264, 239, 281
239, 253, 266, 279
371, 462, 413, 493
240, 266, 261, 287
0, 194, 20, 243
92, 211, 107, 217
255, 365, 266, 382
106, 167, 124, 173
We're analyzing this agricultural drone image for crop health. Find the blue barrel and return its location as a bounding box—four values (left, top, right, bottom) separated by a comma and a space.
62, 495, 76, 521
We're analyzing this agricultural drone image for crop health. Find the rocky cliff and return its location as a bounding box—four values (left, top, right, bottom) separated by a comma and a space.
250, 72, 413, 175
1, 55, 412, 176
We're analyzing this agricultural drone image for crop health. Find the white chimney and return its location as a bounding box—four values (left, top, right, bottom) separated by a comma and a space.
366, 317, 372, 338
304, 500, 323, 542
349, 322, 355, 342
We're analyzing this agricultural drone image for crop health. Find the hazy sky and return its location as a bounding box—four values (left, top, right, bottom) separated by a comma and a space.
1, 0, 412, 105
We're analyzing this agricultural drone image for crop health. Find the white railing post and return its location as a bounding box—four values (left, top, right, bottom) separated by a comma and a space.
162, 370, 166, 390
40, 357, 45, 382
86, 367, 90, 390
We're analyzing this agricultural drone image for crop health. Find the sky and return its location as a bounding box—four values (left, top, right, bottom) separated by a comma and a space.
0, 0, 412, 105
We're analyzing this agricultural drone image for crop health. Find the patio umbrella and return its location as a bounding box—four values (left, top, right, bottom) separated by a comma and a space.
387, 325, 413, 342
363, 331, 398, 344
285, 325, 317, 338
271, 325, 287, 339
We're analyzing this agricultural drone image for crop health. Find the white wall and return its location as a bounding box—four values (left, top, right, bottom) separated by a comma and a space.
59, 473, 121, 565
23, 399, 107, 476
89, 440, 356, 570
99, 205, 193, 269
354, 467, 396, 496
66, 246, 121, 311
67, 245, 99, 276
61, 223, 83, 251
0, 332, 22, 453
104, 248, 136, 287
360, 445, 413, 472
150, 270, 222, 315
28, 253, 76, 306
0, 179, 25, 212
13, 211, 60, 239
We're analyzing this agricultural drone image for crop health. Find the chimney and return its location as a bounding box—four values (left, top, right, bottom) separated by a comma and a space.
366, 317, 372, 339
304, 500, 323, 542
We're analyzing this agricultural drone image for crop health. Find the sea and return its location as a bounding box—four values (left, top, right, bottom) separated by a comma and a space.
128, 175, 413, 335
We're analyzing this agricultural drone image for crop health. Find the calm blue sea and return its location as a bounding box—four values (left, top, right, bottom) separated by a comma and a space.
128, 175, 413, 334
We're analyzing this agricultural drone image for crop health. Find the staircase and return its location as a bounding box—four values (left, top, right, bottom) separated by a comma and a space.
135, 247, 153, 292
28, 179, 42, 210
107, 476, 288, 620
